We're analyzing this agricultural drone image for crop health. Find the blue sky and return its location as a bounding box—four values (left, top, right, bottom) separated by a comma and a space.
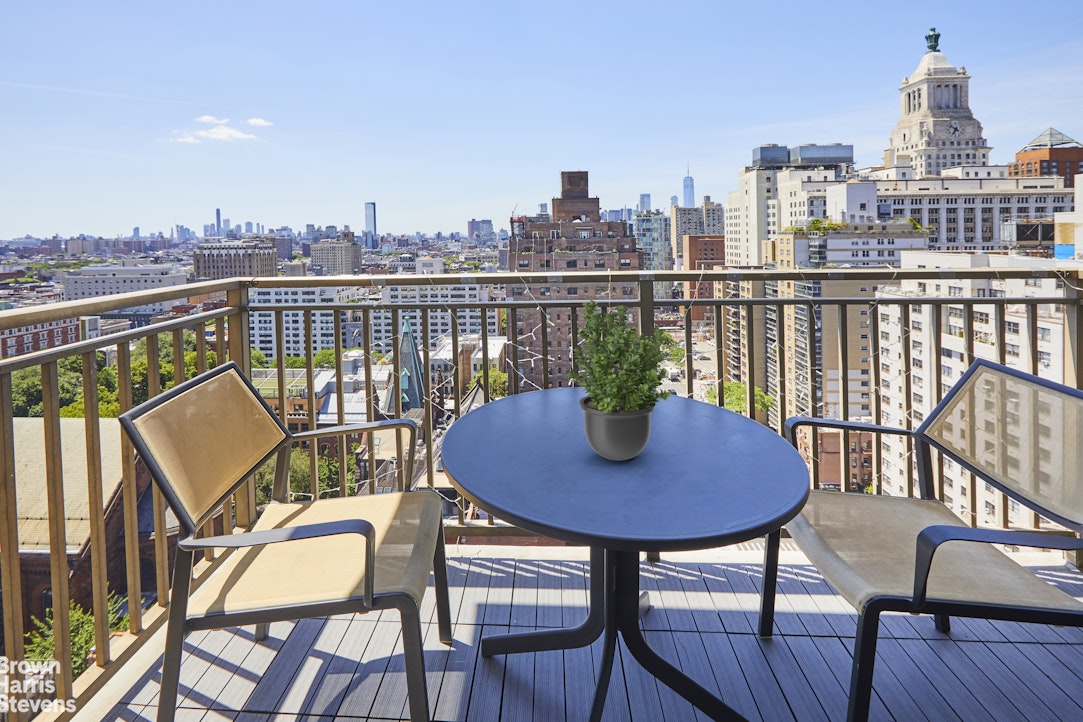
3, 0, 1082, 240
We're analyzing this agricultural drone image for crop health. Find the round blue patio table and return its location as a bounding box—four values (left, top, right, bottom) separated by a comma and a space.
441, 387, 809, 721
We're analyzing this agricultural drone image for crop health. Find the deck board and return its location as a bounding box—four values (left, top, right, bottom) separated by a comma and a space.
93, 549, 1083, 722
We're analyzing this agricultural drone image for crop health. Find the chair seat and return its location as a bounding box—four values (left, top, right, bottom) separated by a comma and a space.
788, 490, 1083, 612
186, 491, 443, 618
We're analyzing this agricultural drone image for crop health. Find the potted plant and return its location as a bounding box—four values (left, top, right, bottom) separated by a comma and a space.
569, 301, 670, 461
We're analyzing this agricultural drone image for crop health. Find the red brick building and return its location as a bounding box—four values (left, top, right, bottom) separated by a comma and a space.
508, 171, 641, 391
0, 317, 81, 358
681, 234, 726, 323
1, 419, 170, 652
1009, 128, 1083, 188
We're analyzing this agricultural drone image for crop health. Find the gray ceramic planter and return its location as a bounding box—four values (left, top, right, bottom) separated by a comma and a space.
580, 397, 654, 461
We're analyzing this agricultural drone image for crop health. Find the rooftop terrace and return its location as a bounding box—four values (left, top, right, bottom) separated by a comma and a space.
3, 269, 1083, 720
75, 544, 1083, 721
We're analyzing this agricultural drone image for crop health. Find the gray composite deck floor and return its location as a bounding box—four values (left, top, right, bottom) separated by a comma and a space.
103, 548, 1083, 721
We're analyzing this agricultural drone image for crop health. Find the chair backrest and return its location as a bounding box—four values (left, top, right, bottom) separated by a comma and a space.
919, 359, 1083, 532
119, 362, 290, 536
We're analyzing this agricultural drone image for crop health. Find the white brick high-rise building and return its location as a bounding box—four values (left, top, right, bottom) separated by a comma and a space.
64, 263, 188, 316
249, 286, 357, 361
876, 251, 1079, 525
369, 283, 499, 353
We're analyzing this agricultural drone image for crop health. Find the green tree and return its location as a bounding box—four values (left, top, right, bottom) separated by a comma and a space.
249, 348, 270, 368
11, 355, 99, 416
705, 381, 775, 414
470, 367, 508, 399
312, 348, 338, 368
12, 367, 44, 416
129, 356, 175, 407
283, 356, 307, 369
906, 216, 932, 232
182, 350, 219, 380
253, 447, 357, 506
723, 381, 747, 411
12, 332, 219, 418
660, 333, 685, 366
60, 394, 122, 418
25, 593, 128, 678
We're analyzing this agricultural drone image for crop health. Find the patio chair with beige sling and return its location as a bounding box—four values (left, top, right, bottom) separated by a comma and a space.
120, 361, 452, 722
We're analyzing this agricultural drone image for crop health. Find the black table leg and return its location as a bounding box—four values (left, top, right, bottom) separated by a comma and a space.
588, 551, 619, 721
481, 546, 607, 657
483, 548, 746, 722
611, 551, 747, 722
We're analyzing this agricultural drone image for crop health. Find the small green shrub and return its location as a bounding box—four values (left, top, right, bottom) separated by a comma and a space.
569, 301, 668, 413
25, 592, 128, 678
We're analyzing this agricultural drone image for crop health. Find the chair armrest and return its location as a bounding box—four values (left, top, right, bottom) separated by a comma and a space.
180, 519, 377, 607
912, 525, 1083, 609
287, 418, 418, 497
290, 418, 418, 444
783, 416, 913, 446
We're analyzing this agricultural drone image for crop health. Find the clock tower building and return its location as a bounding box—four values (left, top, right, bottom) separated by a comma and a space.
884, 28, 991, 177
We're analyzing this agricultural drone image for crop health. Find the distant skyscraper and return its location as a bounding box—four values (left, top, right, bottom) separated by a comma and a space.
467, 219, 495, 243
215, 208, 221, 236
638, 194, 651, 213
683, 169, 695, 208
364, 202, 377, 249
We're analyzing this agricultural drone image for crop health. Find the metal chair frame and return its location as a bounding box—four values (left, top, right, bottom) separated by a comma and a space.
760, 359, 1083, 721
120, 362, 452, 722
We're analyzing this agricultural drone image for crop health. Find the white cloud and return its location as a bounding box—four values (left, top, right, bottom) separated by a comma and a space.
196, 124, 258, 141
244, 117, 273, 127
195, 114, 229, 124
171, 122, 260, 144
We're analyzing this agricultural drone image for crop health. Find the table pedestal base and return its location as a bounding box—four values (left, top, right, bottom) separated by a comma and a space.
481, 548, 745, 721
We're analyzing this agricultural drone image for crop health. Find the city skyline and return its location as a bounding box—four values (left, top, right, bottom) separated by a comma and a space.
3, 0, 1082, 240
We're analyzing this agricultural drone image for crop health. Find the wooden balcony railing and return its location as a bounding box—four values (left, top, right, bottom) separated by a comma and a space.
0, 267, 1080, 716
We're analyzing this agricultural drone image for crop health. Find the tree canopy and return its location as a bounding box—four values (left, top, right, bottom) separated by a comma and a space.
12, 331, 221, 418
705, 381, 775, 414
470, 366, 508, 399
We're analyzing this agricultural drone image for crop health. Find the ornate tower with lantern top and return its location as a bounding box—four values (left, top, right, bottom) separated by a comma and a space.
884, 29, 992, 177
